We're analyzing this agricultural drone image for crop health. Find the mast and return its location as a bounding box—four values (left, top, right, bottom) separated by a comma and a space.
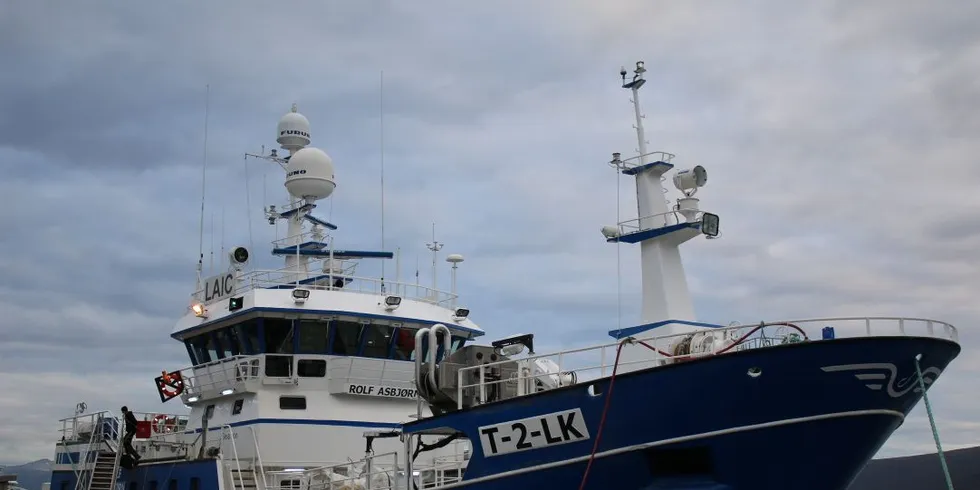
604, 61, 720, 340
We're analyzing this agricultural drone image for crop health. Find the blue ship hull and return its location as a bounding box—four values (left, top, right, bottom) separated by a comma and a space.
51, 459, 220, 490
403, 336, 960, 490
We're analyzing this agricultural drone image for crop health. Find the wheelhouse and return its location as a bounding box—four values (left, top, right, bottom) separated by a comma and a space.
176, 309, 476, 368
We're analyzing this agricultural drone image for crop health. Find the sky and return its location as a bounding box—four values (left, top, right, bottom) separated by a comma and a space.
1, 0, 978, 464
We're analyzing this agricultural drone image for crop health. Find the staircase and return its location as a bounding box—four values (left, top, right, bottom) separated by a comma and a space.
229, 468, 258, 490
85, 451, 121, 490
74, 412, 123, 490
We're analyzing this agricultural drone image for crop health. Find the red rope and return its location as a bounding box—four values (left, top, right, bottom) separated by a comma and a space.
576, 324, 806, 489
577, 338, 663, 490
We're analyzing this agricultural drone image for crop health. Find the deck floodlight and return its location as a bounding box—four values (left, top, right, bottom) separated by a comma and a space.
191, 303, 207, 318
701, 212, 720, 238
230, 246, 250, 265
292, 288, 311, 304
453, 307, 470, 321
384, 295, 402, 311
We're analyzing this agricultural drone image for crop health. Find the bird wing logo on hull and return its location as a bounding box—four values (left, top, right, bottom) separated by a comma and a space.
820, 363, 943, 398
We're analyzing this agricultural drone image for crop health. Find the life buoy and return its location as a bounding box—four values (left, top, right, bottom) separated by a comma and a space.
157, 370, 184, 399
151, 414, 175, 433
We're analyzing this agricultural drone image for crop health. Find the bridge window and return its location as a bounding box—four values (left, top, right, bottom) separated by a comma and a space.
331, 321, 363, 355
232, 399, 244, 415
215, 328, 241, 358
416, 333, 467, 363
361, 324, 394, 358
451, 336, 467, 354
280, 396, 306, 410
392, 328, 417, 360
188, 335, 213, 364
239, 319, 260, 354
297, 359, 327, 377
298, 319, 330, 353
206, 333, 221, 360
264, 319, 295, 354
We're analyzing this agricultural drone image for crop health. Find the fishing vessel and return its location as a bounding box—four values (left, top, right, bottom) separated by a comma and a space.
48, 61, 961, 490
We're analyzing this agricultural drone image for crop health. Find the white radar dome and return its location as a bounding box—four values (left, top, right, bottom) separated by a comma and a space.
276, 103, 311, 151
285, 147, 336, 201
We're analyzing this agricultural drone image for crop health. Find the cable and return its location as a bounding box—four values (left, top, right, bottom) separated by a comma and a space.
616, 160, 622, 331
577, 339, 630, 490
915, 354, 955, 490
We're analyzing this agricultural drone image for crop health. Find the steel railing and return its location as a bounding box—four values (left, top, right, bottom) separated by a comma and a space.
456, 316, 959, 409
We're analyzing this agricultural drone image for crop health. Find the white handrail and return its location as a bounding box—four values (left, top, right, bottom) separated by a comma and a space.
610, 150, 676, 168
247, 426, 268, 490
192, 268, 459, 307
221, 425, 246, 490
456, 316, 958, 410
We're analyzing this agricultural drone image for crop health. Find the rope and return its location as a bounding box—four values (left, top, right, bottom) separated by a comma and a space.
578, 338, 664, 490
577, 339, 627, 490
577, 327, 807, 489
915, 354, 954, 490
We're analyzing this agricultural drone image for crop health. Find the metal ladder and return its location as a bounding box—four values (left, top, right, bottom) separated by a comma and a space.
79, 413, 123, 490
222, 425, 267, 490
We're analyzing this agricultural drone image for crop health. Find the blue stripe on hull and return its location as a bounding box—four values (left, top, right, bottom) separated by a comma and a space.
52, 460, 220, 490
404, 336, 960, 490
188, 417, 401, 433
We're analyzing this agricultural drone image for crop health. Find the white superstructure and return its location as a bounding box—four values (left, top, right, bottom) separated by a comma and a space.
54, 103, 481, 481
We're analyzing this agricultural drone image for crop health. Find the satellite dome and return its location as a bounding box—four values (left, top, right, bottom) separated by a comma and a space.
276, 103, 311, 151
285, 147, 336, 201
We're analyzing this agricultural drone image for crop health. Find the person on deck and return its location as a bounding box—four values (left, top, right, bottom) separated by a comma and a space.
120, 406, 141, 463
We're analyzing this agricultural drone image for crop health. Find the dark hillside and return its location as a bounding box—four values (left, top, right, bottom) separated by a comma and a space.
850, 445, 980, 490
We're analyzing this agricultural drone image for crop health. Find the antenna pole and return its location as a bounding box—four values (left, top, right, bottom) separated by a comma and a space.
395, 247, 401, 296
628, 64, 648, 164
450, 261, 458, 308
425, 224, 443, 299
209, 212, 214, 273
380, 70, 386, 290
195, 84, 211, 291
221, 207, 226, 270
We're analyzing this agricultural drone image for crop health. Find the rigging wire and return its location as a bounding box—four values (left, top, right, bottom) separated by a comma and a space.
195, 84, 210, 289
244, 154, 255, 260
616, 160, 622, 330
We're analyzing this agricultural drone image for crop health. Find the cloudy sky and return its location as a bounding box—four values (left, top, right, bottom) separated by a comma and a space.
1, 0, 978, 464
